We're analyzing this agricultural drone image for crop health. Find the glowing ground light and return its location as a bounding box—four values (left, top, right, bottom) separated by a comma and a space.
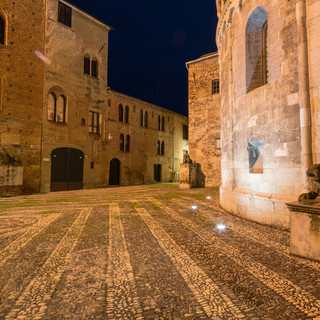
217, 224, 226, 231
206, 196, 211, 199
191, 205, 198, 210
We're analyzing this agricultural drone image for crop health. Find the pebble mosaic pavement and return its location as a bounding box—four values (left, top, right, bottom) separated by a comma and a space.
0, 183, 320, 320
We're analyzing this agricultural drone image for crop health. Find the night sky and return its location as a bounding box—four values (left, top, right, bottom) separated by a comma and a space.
67, 0, 218, 116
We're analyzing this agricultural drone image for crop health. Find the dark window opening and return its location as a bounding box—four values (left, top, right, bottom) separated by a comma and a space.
84, 56, 90, 75
212, 79, 220, 94
0, 16, 5, 44
144, 111, 148, 127
81, 118, 85, 126
91, 59, 98, 77
119, 104, 124, 122
89, 111, 99, 134
125, 135, 130, 151
91, 161, 94, 169
161, 116, 165, 131
157, 141, 160, 155
183, 124, 188, 140
125, 106, 129, 123
58, 1, 72, 28
120, 134, 125, 151
161, 141, 165, 155
140, 110, 143, 126
158, 115, 161, 130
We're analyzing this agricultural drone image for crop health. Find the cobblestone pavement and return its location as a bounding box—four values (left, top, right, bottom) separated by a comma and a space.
0, 184, 320, 320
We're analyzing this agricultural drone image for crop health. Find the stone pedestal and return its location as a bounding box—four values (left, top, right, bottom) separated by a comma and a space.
0, 164, 23, 196
179, 163, 205, 189
286, 201, 320, 261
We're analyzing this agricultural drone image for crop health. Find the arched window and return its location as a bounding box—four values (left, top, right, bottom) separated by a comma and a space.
144, 111, 148, 127
157, 141, 161, 155
91, 59, 98, 78
120, 134, 124, 151
125, 106, 129, 123
140, 110, 143, 126
48, 92, 66, 123
158, 115, 161, 130
119, 104, 124, 122
246, 6, 268, 92
161, 141, 165, 155
0, 16, 5, 45
125, 135, 130, 151
56, 95, 66, 123
84, 55, 90, 75
161, 116, 165, 131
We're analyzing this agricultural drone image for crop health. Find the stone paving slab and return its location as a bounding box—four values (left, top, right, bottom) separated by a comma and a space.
0, 184, 319, 319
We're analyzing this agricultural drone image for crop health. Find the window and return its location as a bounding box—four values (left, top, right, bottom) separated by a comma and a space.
47, 92, 66, 123
183, 124, 188, 140
58, 1, 72, 28
158, 115, 161, 130
161, 141, 165, 155
161, 116, 165, 131
125, 106, 129, 123
89, 111, 100, 134
120, 134, 124, 151
0, 78, 2, 110
144, 111, 148, 127
140, 110, 143, 126
108, 99, 111, 107
157, 141, 161, 155
212, 79, 220, 94
84, 55, 90, 75
0, 16, 5, 45
246, 6, 268, 92
262, 21, 268, 84
91, 59, 98, 78
119, 104, 124, 122
248, 140, 263, 174
125, 135, 130, 151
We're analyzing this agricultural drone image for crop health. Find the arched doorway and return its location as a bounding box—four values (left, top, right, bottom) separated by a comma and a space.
51, 148, 84, 191
109, 158, 120, 185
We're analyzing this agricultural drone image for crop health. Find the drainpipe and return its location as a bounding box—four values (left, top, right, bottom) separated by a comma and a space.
296, 0, 313, 189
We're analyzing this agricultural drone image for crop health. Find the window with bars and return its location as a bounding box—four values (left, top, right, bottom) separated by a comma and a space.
58, 2, 72, 28
48, 92, 66, 123
0, 16, 5, 45
212, 79, 220, 94
89, 111, 100, 134
183, 124, 188, 140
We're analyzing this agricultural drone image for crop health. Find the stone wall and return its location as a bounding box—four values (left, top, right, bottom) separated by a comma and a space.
217, 0, 307, 228
186, 53, 221, 187
0, 0, 46, 193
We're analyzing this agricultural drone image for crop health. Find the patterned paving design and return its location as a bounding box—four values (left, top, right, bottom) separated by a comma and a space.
0, 184, 319, 319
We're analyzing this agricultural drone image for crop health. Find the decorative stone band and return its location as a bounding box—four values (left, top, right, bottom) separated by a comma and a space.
286, 201, 320, 215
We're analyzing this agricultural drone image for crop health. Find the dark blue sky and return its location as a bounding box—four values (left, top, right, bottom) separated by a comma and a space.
68, 0, 218, 115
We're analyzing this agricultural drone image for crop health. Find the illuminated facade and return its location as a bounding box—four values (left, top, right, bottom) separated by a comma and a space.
0, 0, 188, 194
216, 0, 320, 228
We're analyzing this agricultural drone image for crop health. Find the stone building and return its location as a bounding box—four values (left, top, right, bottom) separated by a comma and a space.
186, 52, 221, 187
0, 0, 188, 194
216, 0, 320, 228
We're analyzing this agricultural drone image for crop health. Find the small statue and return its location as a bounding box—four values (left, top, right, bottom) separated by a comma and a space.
298, 164, 320, 202
183, 153, 193, 164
